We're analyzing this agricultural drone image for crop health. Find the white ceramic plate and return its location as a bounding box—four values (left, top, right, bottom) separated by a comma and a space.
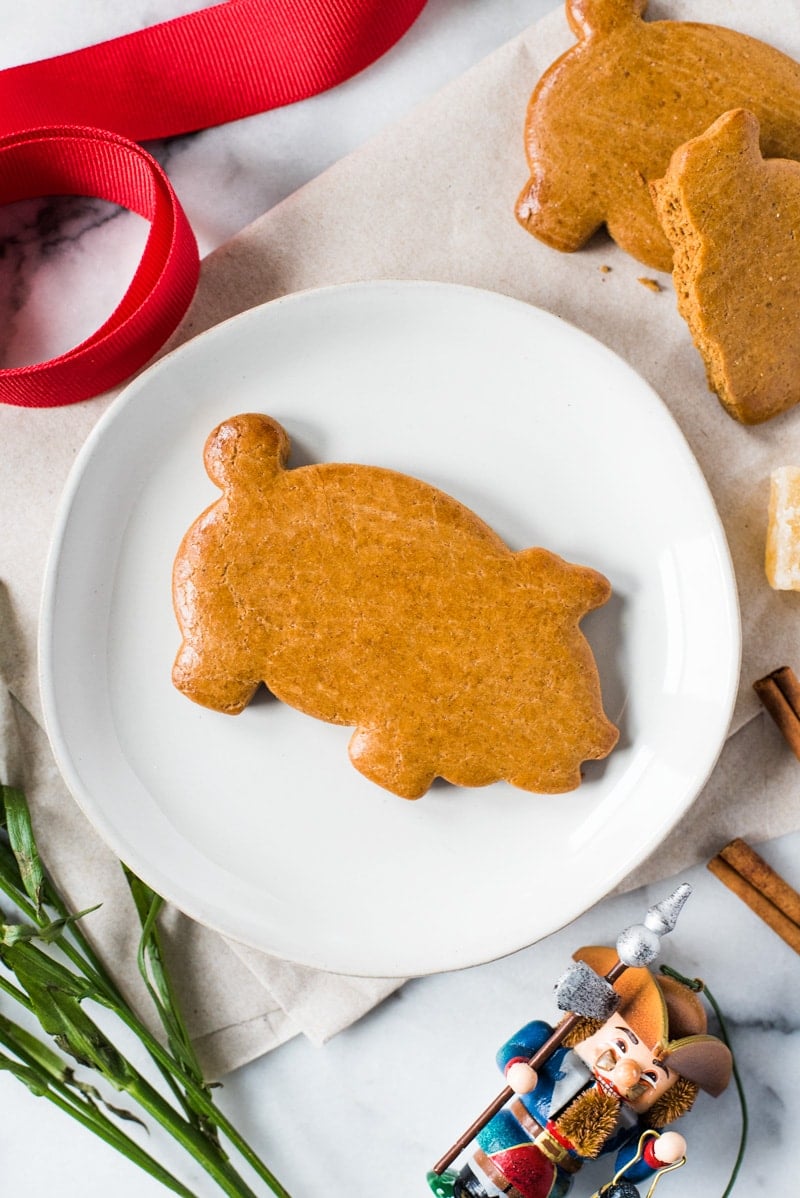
40, 281, 740, 977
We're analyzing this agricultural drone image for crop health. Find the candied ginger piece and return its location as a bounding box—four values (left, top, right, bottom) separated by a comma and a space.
766, 467, 800, 590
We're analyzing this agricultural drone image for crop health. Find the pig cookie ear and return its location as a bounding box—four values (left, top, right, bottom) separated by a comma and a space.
560, 562, 613, 616
518, 549, 612, 615
689, 107, 761, 163
654, 109, 762, 200
203, 413, 291, 491
567, 0, 647, 39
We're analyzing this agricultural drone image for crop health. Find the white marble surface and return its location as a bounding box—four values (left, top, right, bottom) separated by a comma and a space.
1, 2, 799, 1196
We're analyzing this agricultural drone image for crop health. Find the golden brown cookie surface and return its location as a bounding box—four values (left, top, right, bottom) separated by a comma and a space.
172, 414, 618, 799
651, 108, 800, 424
516, 0, 800, 271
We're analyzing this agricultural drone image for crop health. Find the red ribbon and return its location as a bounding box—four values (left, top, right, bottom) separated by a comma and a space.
0, 0, 427, 407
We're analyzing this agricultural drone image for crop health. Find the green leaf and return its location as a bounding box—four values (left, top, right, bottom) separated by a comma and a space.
4, 942, 133, 1086
51, 1014, 133, 1087
0, 1013, 147, 1143
41, 905, 102, 941
126, 872, 203, 1078
124, 867, 221, 1145
55, 999, 134, 1085
0, 1051, 51, 1097
65, 1071, 148, 1130
0, 905, 102, 947
0, 1011, 71, 1081
0, 920, 38, 947
2, 938, 98, 1002
2, 785, 45, 913
0, 839, 27, 903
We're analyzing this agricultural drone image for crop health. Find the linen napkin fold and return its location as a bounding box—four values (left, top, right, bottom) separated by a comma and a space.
3, 0, 800, 1075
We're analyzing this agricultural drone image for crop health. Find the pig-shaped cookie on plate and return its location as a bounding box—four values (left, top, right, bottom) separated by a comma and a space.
516, 0, 800, 271
172, 414, 618, 799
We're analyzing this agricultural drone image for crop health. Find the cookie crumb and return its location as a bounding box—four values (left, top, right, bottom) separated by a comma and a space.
599, 265, 612, 273
637, 277, 663, 293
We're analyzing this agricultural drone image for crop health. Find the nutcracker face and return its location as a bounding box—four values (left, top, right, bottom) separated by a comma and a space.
573, 1015, 677, 1114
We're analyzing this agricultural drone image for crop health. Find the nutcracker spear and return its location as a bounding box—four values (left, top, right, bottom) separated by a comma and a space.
431, 883, 692, 1178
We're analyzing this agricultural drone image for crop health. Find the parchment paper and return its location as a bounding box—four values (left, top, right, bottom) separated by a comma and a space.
3, 0, 800, 1074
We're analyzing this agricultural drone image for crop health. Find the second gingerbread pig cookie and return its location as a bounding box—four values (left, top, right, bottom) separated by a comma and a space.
651, 109, 800, 425
172, 414, 619, 799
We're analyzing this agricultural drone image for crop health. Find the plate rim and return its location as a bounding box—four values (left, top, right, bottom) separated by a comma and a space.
38, 278, 742, 976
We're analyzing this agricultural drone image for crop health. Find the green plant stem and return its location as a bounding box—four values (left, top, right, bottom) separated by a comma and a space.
0, 969, 33, 1010
126, 1072, 261, 1198
127, 878, 218, 1143
0, 1029, 197, 1197
107, 1007, 292, 1198
46, 1085, 196, 1197
132, 884, 204, 1081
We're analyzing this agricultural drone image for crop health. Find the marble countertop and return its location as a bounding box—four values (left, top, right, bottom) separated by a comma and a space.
2, 2, 799, 1196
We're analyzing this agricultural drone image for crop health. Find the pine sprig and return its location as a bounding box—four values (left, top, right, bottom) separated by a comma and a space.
0, 782, 292, 1197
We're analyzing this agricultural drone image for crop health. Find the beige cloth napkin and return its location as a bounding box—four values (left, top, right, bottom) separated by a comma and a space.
3, 0, 800, 1074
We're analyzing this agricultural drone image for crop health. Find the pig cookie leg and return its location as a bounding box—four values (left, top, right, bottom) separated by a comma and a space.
172, 643, 260, 714
348, 722, 437, 800
504, 716, 619, 794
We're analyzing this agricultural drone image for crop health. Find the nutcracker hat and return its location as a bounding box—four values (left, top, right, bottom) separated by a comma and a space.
573, 946, 732, 1097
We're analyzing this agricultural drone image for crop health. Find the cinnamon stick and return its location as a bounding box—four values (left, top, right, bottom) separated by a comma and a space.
753, 666, 800, 760
708, 837, 800, 954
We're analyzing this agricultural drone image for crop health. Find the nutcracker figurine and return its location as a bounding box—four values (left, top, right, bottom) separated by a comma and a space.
429, 886, 733, 1198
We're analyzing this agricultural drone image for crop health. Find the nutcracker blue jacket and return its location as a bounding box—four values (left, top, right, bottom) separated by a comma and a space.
475, 1019, 666, 1189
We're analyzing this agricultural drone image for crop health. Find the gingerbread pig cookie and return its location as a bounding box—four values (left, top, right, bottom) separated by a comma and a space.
172, 414, 619, 799
516, 0, 800, 271
651, 109, 800, 425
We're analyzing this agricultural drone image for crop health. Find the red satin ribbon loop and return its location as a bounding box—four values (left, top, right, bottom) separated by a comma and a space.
0, 0, 427, 407
0, 126, 199, 408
